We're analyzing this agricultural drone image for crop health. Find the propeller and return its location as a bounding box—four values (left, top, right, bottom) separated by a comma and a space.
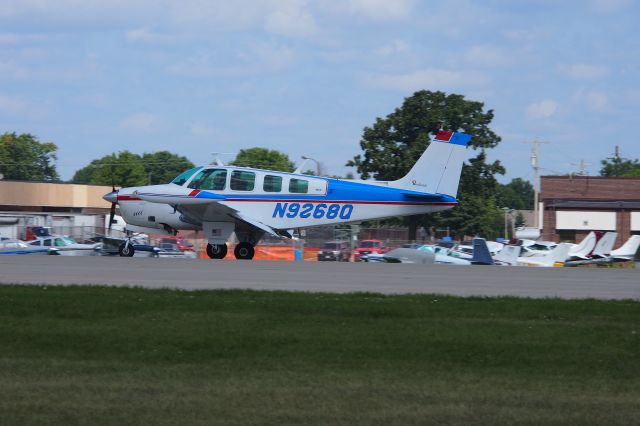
103, 184, 119, 235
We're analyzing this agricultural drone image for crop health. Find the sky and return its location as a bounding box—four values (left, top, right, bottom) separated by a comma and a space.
1, 0, 639, 182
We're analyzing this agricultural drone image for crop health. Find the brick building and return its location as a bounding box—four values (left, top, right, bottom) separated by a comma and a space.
540, 176, 640, 247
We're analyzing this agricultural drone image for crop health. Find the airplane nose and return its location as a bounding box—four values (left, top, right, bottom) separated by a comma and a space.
103, 191, 118, 203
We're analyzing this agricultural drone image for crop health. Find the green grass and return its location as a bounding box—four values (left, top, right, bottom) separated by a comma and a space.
0, 285, 638, 425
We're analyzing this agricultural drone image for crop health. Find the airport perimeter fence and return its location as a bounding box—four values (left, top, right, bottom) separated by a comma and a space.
7, 224, 438, 261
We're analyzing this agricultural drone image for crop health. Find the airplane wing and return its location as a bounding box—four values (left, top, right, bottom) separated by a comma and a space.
230, 211, 281, 238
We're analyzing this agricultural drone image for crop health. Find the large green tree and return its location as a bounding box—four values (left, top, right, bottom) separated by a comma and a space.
230, 148, 295, 172
0, 132, 59, 181
73, 151, 194, 187
496, 178, 534, 210
73, 151, 147, 187
142, 151, 195, 185
599, 156, 640, 177
347, 90, 505, 239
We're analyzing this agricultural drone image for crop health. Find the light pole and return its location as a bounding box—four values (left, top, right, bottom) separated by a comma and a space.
502, 207, 511, 240
301, 156, 322, 176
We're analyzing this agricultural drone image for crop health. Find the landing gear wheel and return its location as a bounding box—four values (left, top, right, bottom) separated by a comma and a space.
206, 243, 228, 259
234, 242, 255, 260
118, 242, 135, 257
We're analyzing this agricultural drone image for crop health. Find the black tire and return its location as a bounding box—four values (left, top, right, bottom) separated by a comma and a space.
206, 243, 228, 259
118, 242, 135, 257
234, 242, 255, 260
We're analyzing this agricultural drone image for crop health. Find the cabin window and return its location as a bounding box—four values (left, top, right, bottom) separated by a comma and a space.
263, 175, 282, 192
43, 240, 52, 247
171, 166, 203, 186
188, 169, 227, 191
289, 178, 309, 194
230, 171, 256, 191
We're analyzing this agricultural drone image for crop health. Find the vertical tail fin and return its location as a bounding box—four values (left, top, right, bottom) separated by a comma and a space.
592, 232, 617, 258
389, 131, 471, 197
471, 238, 495, 265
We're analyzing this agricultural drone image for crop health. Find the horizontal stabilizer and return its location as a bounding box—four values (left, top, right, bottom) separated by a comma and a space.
401, 192, 446, 202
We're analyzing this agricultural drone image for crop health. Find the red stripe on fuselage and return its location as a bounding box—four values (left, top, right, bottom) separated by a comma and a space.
117, 195, 143, 201
223, 199, 456, 206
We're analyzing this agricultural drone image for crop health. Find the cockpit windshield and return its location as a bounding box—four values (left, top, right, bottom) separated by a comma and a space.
171, 167, 203, 186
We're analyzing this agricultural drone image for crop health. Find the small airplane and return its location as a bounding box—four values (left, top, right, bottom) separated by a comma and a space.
103, 130, 471, 259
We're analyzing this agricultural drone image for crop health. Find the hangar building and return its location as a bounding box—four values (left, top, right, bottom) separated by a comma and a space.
541, 175, 640, 247
0, 180, 113, 241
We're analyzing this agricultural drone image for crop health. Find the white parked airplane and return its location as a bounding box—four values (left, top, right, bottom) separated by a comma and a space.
103, 131, 471, 259
611, 235, 640, 261
517, 243, 572, 267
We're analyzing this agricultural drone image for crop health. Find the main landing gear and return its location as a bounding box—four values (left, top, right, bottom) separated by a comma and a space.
206, 243, 228, 259
234, 242, 255, 260
206, 242, 255, 260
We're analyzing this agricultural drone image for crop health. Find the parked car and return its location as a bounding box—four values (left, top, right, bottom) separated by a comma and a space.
353, 239, 389, 262
317, 240, 351, 262
159, 236, 195, 252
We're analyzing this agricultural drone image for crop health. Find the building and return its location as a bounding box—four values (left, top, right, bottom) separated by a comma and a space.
0, 180, 113, 240
541, 175, 640, 247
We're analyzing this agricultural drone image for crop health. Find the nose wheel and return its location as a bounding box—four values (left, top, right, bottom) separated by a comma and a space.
118, 241, 135, 257
206, 243, 228, 259
234, 242, 255, 260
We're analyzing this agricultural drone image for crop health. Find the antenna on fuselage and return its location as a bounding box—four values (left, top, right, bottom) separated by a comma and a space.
210, 152, 234, 166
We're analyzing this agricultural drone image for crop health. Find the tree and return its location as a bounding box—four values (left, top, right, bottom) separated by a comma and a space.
142, 151, 195, 185
346, 90, 504, 239
0, 132, 59, 181
73, 151, 195, 187
230, 148, 295, 172
599, 156, 640, 177
72, 151, 147, 187
496, 178, 534, 210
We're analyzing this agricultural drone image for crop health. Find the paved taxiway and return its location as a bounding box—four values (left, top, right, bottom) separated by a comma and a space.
1, 256, 638, 300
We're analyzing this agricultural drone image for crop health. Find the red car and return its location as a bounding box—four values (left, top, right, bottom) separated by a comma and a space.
353, 239, 389, 261
159, 237, 194, 252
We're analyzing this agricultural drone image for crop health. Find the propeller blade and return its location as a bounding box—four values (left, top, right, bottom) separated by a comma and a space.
107, 185, 118, 234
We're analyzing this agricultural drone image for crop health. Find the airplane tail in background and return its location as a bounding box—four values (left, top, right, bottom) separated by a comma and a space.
471, 239, 495, 265
389, 130, 471, 198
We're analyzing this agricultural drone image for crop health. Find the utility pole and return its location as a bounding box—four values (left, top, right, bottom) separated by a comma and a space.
524, 139, 550, 230
570, 159, 592, 176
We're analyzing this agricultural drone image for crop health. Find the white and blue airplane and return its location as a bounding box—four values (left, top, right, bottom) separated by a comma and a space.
103, 130, 471, 259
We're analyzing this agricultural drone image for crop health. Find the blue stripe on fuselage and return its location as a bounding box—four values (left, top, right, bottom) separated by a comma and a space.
193, 178, 457, 204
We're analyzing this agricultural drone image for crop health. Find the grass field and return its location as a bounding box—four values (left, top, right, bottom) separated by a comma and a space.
0, 285, 638, 425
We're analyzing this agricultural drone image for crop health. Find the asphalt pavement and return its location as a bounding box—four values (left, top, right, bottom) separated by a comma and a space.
0, 256, 638, 300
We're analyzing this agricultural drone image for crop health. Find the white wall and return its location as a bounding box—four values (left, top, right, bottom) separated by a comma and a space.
632, 212, 640, 231
556, 211, 616, 230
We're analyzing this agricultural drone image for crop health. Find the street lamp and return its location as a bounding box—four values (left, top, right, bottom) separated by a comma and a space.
301, 155, 322, 176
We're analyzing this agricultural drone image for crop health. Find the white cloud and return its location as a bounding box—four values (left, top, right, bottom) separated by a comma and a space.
348, 0, 415, 21
189, 122, 215, 137
465, 45, 511, 67
526, 100, 558, 119
264, 0, 317, 37
374, 39, 409, 56
247, 42, 295, 71
591, 0, 632, 14
125, 27, 173, 44
585, 91, 609, 112
558, 63, 609, 81
0, 94, 29, 114
367, 68, 490, 92
575, 90, 610, 112
119, 112, 158, 131
0, 33, 49, 45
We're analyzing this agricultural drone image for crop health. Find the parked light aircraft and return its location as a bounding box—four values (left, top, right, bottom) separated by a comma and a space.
103, 131, 471, 259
